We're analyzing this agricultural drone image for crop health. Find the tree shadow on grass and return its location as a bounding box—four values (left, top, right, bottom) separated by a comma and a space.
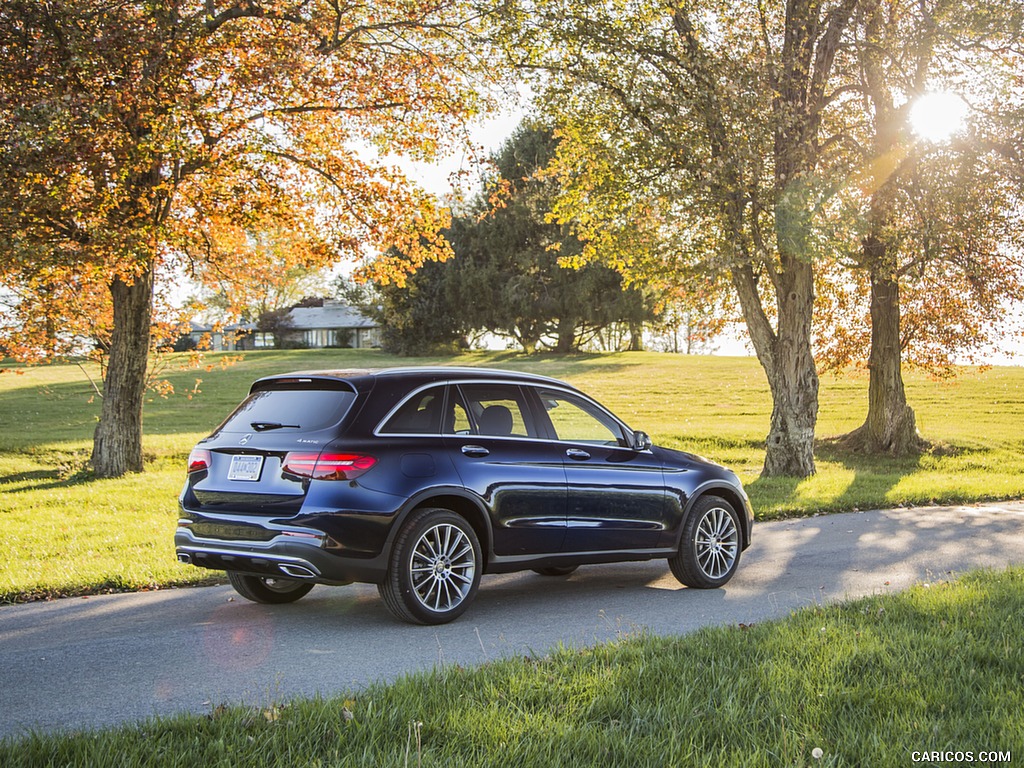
0, 465, 97, 493
0, 469, 56, 486
819, 438, 925, 508
747, 437, 941, 517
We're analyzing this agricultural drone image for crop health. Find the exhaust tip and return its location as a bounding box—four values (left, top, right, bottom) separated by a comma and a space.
279, 564, 316, 579
177, 553, 192, 565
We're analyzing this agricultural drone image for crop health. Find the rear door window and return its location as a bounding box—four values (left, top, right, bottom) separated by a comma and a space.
379, 386, 445, 434
457, 383, 538, 438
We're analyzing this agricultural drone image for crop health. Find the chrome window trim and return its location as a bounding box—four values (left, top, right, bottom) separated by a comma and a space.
373, 378, 641, 449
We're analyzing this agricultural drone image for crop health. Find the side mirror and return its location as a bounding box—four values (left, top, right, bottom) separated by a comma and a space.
632, 430, 652, 451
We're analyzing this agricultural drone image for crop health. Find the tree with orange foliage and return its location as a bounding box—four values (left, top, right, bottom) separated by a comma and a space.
815, 0, 1024, 455
0, 1, 496, 477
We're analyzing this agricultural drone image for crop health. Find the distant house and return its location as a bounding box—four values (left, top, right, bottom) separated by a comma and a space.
185, 321, 256, 352
188, 300, 379, 351
280, 300, 380, 349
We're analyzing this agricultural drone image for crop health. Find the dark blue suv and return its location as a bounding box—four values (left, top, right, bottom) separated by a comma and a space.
176, 367, 753, 624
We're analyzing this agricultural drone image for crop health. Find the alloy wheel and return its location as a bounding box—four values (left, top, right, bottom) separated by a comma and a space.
694, 505, 739, 580
408, 522, 477, 613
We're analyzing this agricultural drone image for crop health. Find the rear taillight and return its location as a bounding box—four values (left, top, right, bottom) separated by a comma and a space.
282, 452, 377, 481
187, 448, 212, 473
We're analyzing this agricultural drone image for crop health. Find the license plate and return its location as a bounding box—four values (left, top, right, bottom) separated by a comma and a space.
227, 454, 264, 482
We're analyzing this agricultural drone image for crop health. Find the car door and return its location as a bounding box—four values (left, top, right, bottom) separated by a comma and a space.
531, 387, 668, 553
443, 382, 567, 557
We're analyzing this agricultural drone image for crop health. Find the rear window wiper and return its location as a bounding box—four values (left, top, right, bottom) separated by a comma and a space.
251, 421, 301, 431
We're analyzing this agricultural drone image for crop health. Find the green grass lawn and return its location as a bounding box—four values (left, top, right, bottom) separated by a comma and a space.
1, 349, 1023, 603
3, 566, 1021, 765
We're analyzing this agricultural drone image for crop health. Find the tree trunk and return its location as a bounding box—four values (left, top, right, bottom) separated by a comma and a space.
515, 332, 538, 355
764, 263, 819, 477
864, 266, 922, 453
627, 321, 644, 351
732, 261, 819, 477
762, 356, 819, 476
91, 265, 155, 477
842, 248, 924, 455
554, 316, 576, 353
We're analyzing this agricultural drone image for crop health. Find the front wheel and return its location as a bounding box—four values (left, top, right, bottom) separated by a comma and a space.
669, 495, 742, 589
226, 571, 314, 604
378, 508, 482, 625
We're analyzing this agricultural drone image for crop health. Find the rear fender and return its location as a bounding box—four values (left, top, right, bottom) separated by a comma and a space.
383, 487, 494, 568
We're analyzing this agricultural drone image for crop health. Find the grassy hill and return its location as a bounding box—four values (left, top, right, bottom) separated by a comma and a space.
1, 349, 1022, 602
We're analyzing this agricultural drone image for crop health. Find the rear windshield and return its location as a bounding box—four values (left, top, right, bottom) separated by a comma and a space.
215, 386, 358, 434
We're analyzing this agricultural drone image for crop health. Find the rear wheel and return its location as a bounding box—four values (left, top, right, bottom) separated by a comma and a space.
227, 571, 314, 604
378, 507, 481, 625
669, 495, 742, 588
532, 565, 579, 577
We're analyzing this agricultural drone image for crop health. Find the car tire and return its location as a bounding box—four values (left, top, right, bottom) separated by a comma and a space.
532, 565, 579, 577
669, 495, 742, 589
378, 507, 482, 625
226, 571, 314, 604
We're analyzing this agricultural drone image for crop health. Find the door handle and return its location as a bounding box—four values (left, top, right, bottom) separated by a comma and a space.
566, 448, 591, 460
461, 444, 490, 457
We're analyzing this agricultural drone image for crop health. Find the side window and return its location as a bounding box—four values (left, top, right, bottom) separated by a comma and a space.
457, 384, 536, 438
380, 386, 444, 434
537, 389, 627, 446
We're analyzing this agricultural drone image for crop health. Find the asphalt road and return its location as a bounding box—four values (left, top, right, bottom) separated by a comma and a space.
2, 501, 1023, 739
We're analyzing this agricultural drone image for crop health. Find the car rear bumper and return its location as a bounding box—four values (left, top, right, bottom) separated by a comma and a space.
174, 520, 388, 585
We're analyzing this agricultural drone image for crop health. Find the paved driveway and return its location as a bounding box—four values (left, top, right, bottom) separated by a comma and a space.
2, 501, 1023, 739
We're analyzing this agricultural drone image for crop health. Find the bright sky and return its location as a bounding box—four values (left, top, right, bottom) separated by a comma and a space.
396, 108, 524, 199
